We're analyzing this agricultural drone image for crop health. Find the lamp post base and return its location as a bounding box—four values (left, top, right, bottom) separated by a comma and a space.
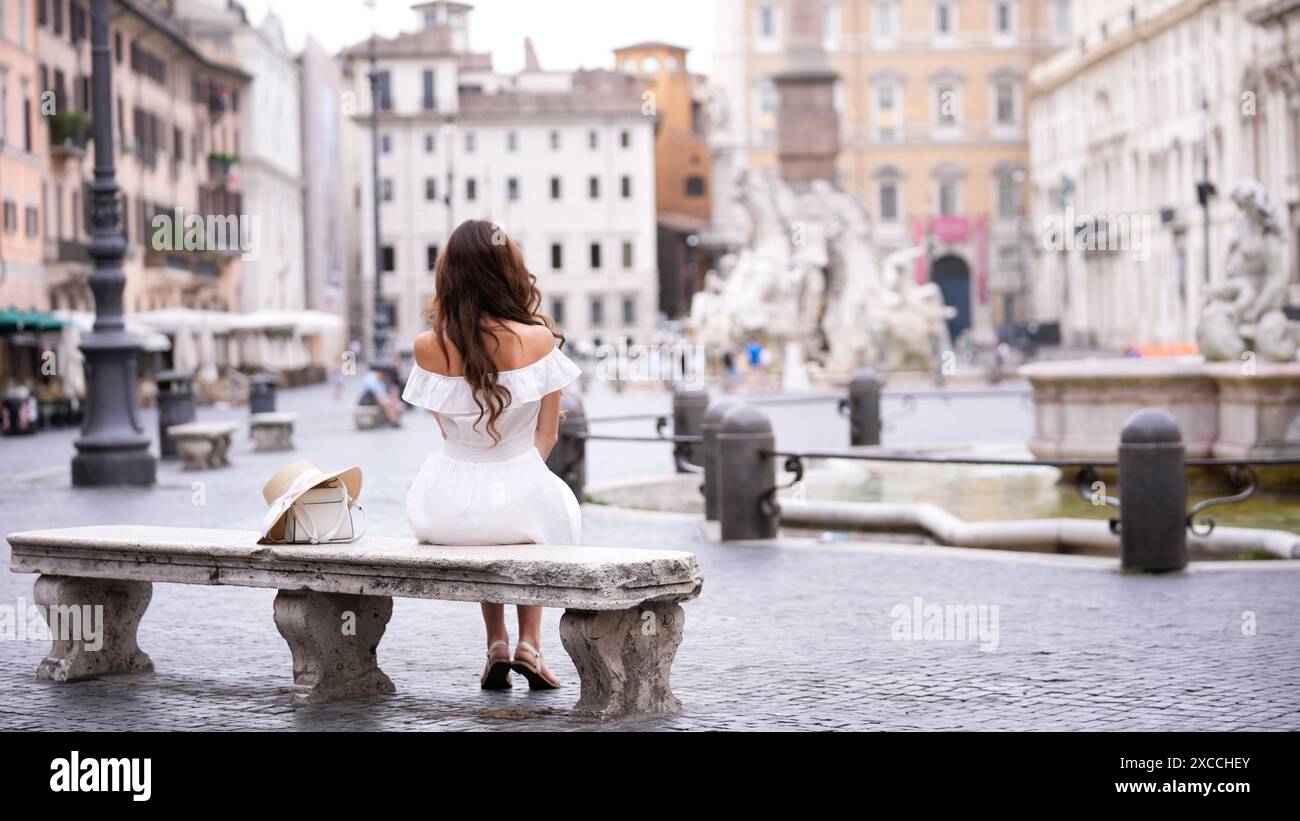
72, 447, 157, 487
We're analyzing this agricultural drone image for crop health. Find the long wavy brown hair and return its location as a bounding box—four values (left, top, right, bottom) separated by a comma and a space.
422, 220, 563, 442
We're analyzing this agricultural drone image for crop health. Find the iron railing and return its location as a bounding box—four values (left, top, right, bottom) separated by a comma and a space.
765, 448, 1300, 537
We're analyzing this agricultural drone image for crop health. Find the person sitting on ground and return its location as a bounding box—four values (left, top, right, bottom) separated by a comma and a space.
360, 367, 400, 426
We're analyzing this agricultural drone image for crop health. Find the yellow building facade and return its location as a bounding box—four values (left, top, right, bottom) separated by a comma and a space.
713, 0, 1070, 340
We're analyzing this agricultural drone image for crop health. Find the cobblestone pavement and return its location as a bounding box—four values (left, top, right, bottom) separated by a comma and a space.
1, 380, 1296, 730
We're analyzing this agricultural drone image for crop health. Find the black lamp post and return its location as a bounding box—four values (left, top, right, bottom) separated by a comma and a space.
71, 0, 156, 487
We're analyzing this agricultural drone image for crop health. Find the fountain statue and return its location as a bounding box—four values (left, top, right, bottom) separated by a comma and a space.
689, 166, 952, 376
1197, 179, 1300, 362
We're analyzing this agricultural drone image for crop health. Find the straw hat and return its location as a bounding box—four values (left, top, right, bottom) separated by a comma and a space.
259, 459, 363, 543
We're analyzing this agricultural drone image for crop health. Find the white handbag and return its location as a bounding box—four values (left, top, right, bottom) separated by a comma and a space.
277, 478, 367, 545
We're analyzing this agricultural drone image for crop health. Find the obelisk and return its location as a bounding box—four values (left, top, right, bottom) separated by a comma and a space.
774, 0, 841, 186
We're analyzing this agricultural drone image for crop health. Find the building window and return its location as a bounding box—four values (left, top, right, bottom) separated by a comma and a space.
590, 296, 604, 327
622, 240, 634, 268
381, 133, 391, 154
756, 4, 780, 51
993, 1, 1013, 35
588, 129, 598, 149
620, 175, 632, 198
874, 1, 899, 44
381, 178, 394, 202
25, 205, 38, 237
875, 80, 902, 141
551, 242, 563, 270
996, 171, 1023, 218
549, 130, 560, 150
590, 241, 602, 270
1052, 0, 1070, 36
507, 130, 518, 152
938, 179, 961, 216
375, 70, 392, 111
4, 200, 17, 234
685, 176, 706, 197
755, 82, 779, 146
507, 177, 519, 201
422, 69, 436, 110
823, 2, 841, 51
466, 177, 477, 201
425, 178, 438, 201
621, 296, 636, 325
550, 297, 566, 325
464, 131, 476, 153
589, 176, 600, 199
620, 129, 630, 148
934, 81, 960, 129
381, 245, 395, 272
426, 244, 438, 270
424, 133, 435, 153
879, 179, 899, 221
550, 176, 562, 200
995, 80, 1017, 125
935, 1, 957, 35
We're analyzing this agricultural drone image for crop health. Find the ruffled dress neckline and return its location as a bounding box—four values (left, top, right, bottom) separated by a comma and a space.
401, 347, 581, 416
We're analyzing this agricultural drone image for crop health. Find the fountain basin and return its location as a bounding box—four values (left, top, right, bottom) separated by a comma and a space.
1020, 357, 1300, 490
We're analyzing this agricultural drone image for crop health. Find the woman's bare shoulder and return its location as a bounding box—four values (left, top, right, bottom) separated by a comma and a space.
413, 331, 451, 373
521, 322, 558, 355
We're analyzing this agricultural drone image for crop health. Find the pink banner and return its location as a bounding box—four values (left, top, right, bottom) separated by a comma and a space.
932, 215, 969, 243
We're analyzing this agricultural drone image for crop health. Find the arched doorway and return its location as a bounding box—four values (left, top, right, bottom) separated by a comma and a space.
931, 254, 972, 342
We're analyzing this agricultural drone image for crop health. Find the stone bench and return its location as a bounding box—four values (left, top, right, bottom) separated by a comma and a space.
6, 526, 704, 718
165, 422, 240, 470
249, 412, 299, 452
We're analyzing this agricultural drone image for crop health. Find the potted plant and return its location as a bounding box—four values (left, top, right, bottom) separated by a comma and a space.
50, 110, 93, 149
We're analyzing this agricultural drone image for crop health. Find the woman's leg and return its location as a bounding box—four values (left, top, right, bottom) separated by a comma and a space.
514, 605, 560, 685
516, 605, 542, 649
482, 603, 508, 648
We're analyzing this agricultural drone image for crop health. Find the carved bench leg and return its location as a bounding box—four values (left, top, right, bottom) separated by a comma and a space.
273, 590, 395, 706
33, 575, 153, 683
212, 433, 232, 466
175, 438, 212, 470
559, 601, 685, 718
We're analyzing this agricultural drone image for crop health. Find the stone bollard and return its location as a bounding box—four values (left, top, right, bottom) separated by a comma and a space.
1118, 408, 1188, 572
250, 371, 278, 414
547, 390, 587, 501
672, 384, 710, 472
155, 370, 196, 459
847, 368, 882, 446
717, 403, 778, 541
700, 396, 745, 521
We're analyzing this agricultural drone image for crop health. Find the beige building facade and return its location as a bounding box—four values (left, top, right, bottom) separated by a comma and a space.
38, 0, 247, 317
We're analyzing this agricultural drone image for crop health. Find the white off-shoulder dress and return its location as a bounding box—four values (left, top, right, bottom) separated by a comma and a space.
402, 347, 583, 546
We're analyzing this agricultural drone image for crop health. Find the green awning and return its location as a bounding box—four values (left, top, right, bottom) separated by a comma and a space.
0, 308, 66, 334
